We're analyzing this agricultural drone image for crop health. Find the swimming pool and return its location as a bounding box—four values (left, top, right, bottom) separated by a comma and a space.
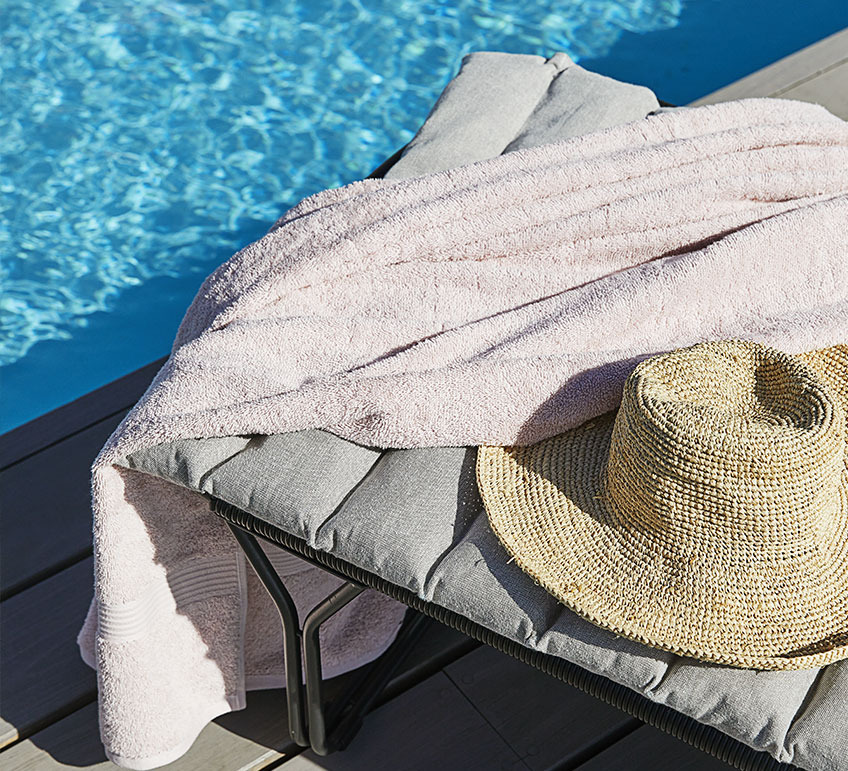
2, 0, 846, 433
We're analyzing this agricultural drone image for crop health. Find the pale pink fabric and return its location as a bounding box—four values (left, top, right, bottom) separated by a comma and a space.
80, 99, 848, 768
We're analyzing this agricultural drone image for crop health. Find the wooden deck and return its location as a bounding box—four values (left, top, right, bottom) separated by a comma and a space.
2, 29, 845, 771
690, 27, 848, 118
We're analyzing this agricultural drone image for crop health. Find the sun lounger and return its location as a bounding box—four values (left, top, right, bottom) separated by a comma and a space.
121, 53, 846, 771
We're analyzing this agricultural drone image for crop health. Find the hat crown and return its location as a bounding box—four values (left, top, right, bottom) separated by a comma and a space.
607, 341, 845, 559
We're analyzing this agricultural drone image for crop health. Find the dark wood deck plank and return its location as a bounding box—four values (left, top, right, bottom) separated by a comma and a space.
573, 724, 736, 771
282, 671, 528, 771
444, 645, 641, 771
0, 415, 125, 599
0, 558, 96, 748
0, 357, 165, 471
0, 694, 296, 770
0, 619, 475, 770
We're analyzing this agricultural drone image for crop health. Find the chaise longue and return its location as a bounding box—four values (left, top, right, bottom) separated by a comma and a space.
115, 52, 847, 771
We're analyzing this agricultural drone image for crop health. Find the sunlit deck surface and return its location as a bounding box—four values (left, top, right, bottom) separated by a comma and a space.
2, 28, 845, 771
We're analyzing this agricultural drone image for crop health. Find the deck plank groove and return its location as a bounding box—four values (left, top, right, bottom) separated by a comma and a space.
443, 646, 641, 771
0, 621, 475, 770
689, 27, 848, 113
0, 357, 165, 471
778, 61, 848, 120
1, 414, 125, 599
0, 696, 295, 771
572, 724, 735, 771
280, 672, 528, 771
0, 559, 96, 749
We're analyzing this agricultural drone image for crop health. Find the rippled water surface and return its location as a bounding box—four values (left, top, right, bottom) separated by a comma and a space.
1, 0, 846, 431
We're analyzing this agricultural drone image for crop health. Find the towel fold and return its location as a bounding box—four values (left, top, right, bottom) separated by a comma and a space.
80, 95, 848, 768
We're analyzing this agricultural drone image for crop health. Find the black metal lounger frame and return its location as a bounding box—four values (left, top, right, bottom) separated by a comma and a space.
212, 497, 797, 770
209, 135, 798, 770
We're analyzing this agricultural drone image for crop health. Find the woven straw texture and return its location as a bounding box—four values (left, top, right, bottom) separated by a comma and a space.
477, 340, 848, 670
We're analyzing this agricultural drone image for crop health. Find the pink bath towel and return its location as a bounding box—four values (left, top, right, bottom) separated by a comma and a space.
79, 98, 848, 768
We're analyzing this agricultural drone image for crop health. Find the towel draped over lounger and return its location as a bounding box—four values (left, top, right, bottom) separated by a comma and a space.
77, 51, 848, 770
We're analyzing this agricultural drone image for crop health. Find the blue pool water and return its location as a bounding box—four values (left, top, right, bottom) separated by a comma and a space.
2, 0, 846, 433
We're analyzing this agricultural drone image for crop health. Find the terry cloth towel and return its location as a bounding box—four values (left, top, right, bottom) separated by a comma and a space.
78, 51, 663, 769
78, 60, 848, 769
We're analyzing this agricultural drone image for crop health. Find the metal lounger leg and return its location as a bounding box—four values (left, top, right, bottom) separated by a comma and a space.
227, 523, 308, 747
228, 521, 432, 756
317, 608, 431, 754
301, 583, 366, 754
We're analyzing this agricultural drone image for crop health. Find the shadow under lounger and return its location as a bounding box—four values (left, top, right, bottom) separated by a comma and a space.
123, 430, 844, 771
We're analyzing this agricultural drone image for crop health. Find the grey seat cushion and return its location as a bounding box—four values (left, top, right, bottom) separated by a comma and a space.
123, 53, 846, 771
125, 435, 845, 771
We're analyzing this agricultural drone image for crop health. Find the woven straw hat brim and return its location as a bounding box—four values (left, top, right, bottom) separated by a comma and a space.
477, 346, 848, 671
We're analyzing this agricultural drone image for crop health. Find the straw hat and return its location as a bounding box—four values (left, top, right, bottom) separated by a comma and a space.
477, 340, 848, 670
